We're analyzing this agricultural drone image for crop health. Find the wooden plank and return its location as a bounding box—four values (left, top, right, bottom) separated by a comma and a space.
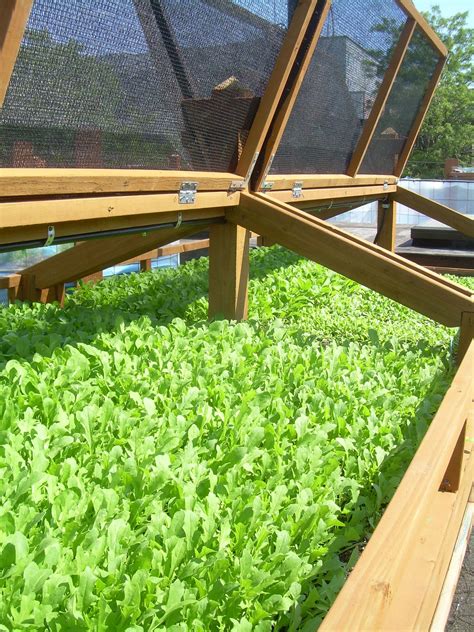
208, 223, 249, 320
268, 174, 398, 191
20, 224, 206, 290
227, 192, 474, 326
393, 187, 474, 238
236, 0, 320, 179
396, 0, 448, 56
269, 185, 397, 205
252, 0, 332, 190
375, 199, 397, 251
431, 502, 474, 631
394, 56, 446, 177
0, 190, 239, 230
0, 169, 242, 197
347, 19, 416, 176
0, 0, 33, 106
0, 208, 225, 247
440, 422, 467, 493
321, 342, 474, 631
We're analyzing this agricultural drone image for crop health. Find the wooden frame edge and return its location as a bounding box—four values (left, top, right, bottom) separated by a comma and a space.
347, 18, 417, 177
396, 0, 448, 57
0, 0, 34, 106
235, 0, 320, 179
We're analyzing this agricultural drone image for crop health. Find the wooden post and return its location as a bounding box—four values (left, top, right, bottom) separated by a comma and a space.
140, 258, 152, 272
440, 421, 467, 493
458, 312, 474, 365
208, 222, 249, 321
375, 199, 397, 251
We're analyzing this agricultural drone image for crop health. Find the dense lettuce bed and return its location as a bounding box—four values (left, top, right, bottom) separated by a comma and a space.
0, 248, 472, 631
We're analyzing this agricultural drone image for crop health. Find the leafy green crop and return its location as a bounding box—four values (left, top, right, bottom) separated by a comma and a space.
0, 247, 472, 630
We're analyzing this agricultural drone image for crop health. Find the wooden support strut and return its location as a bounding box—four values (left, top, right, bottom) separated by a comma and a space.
392, 186, 474, 238
235, 0, 321, 180
252, 0, 332, 191
346, 18, 416, 177
226, 192, 473, 327
0, 0, 34, 107
18, 224, 206, 300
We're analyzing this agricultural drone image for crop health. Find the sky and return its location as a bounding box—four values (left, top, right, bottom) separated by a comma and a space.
414, 0, 473, 26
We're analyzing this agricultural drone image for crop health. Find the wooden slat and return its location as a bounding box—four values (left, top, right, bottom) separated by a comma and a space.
395, 56, 446, 177
208, 223, 249, 320
393, 187, 474, 238
120, 238, 210, 265
227, 192, 474, 326
321, 341, 474, 631
0, 190, 239, 230
347, 19, 416, 176
375, 199, 397, 251
236, 0, 320, 179
396, 0, 448, 56
268, 174, 398, 191
252, 0, 332, 190
0, 208, 225, 247
0, 0, 33, 106
20, 225, 206, 289
269, 185, 397, 205
0, 169, 242, 197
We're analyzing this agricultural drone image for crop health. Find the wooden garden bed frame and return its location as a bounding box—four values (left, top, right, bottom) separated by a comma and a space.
1, 1, 473, 629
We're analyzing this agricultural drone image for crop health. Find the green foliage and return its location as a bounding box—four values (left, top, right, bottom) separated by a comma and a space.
405, 6, 474, 178
0, 248, 472, 630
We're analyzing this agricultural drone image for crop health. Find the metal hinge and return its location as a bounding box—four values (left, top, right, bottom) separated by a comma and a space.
179, 181, 198, 204
44, 225, 55, 246
261, 181, 274, 192
292, 181, 303, 199
383, 180, 389, 191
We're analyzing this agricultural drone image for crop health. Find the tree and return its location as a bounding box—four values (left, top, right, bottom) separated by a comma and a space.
405, 6, 474, 178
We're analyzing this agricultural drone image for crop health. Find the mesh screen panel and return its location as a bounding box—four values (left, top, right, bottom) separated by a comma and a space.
360, 30, 441, 175
0, 0, 294, 171
270, 0, 407, 175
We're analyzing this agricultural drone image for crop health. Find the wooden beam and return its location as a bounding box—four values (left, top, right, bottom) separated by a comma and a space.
396, 0, 448, 56
394, 56, 446, 177
20, 224, 205, 290
347, 19, 417, 177
0, 208, 225, 247
0, 0, 33, 106
0, 273, 21, 290
375, 199, 397, 251
252, 0, 332, 190
321, 341, 474, 631
392, 187, 474, 238
236, 0, 321, 180
227, 192, 474, 326
120, 238, 210, 265
0, 169, 242, 197
208, 223, 249, 321
269, 185, 397, 205
0, 190, 239, 230
267, 174, 398, 191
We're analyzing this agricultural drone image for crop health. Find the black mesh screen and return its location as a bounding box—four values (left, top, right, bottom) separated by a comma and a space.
360, 29, 441, 175
0, 0, 294, 171
270, 0, 407, 175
